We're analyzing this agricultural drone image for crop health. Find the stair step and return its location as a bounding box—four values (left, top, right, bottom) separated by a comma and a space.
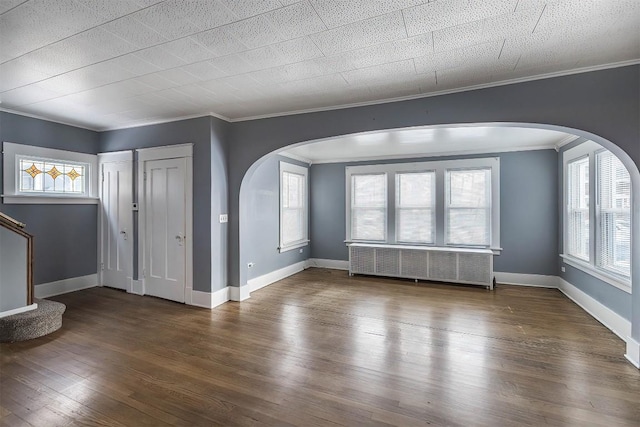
0, 299, 66, 342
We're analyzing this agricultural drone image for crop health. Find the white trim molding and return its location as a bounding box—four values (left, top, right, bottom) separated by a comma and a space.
229, 286, 250, 302
494, 272, 559, 288
307, 258, 350, 270
130, 279, 144, 295
248, 261, 307, 293
558, 278, 631, 342
626, 337, 640, 369
0, 303, 38, 319
34, 274, 98, 298
190, 288, 230, 309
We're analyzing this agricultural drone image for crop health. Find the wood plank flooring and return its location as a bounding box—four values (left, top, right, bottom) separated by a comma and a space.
1, 268, 638, 426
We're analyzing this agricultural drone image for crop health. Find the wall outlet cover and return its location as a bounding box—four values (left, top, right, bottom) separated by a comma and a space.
219, 214, 228, 223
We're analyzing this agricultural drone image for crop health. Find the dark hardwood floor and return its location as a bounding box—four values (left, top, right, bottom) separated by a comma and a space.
1, 268, 638, 426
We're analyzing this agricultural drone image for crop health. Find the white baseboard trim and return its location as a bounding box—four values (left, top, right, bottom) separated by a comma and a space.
494, 272, 559, 288
189, 287, 230, 309
625, 337, 640, 369
306, 258, 349, 270
0, 303, 38, 319
248, 260, 307, 293
558, 278, 631, 342
229, 285, 250, 302
130, 279, 144, 295
34, 274, 98, 298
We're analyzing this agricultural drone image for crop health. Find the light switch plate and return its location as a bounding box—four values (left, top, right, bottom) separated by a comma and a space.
219, 214, 228, 223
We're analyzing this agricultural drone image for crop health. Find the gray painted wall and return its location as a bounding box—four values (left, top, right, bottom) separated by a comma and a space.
99, 116, 229, 292
0, 112, 100, 284
0, 227, 28, 312
309, 150, 559, 276
562, 263, 631, 321
244, 155, 309, 279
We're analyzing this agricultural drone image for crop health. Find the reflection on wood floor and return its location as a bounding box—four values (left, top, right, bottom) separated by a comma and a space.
1, 268, 639, 426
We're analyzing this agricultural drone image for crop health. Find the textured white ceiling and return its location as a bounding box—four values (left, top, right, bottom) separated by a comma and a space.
0, 0, 638, 130
280, 125, 574, 162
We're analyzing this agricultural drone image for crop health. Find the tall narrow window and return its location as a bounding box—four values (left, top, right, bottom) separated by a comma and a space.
396, 171, 435, 243
597, 151, 631, 277
567, 156, 590, 261
280, 162, 308, 252
446, 168, 491, 246
351, 174, 387, 241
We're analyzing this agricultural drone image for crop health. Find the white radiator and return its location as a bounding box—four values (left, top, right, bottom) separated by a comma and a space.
348, 243, 494, 289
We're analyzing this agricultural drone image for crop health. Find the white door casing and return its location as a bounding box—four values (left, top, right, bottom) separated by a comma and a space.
98, 151, 133, 291
137, 144, 193, 304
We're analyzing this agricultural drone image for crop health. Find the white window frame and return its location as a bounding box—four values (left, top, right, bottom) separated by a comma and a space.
345, 157, 500, 252
279, 161, 309, 252
2, 142, 98, 204
561, 140, 632, 293
445, 167, 492, 247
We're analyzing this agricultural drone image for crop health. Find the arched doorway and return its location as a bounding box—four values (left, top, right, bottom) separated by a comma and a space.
236, 122, 639, 366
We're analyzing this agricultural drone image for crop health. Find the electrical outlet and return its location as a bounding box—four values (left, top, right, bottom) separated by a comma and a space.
299, 248, 303, 253
248, 262, 254, 268
219, 214, 228, 223
561, 266, 565, 272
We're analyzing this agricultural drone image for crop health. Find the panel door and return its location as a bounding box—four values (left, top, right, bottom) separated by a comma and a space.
99, 159, 133, 290
143, 158, 186, 303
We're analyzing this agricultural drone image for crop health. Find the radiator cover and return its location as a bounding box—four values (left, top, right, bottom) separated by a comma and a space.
348, 243, 494, 289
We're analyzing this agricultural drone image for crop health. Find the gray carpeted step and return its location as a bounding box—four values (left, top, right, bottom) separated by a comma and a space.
0, 299, 66, 342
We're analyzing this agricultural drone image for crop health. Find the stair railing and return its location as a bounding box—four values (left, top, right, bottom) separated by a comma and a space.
0, 212, 34, 306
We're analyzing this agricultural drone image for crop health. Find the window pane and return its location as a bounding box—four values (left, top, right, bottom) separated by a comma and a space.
449, 169, 489, 207
398, 209, 433, 243
353, 174, 386, 207
446, 169, 491, 245
567, 157, 590, 260
282, 208, 304, 245
447, 208, 489, 245
397, 172, 434, 243
351, 174, 386, 240
281, 169, 306, 246
597, 151, 631, 277
352, 208, 386, 241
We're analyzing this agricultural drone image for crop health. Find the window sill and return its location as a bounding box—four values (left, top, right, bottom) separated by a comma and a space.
278, 240, 309, 253
344, 241, 502, 254
1, 195, 99, 205
560, 254, 631, 294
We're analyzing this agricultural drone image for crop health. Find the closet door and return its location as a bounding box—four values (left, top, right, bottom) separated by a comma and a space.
98, 152, 133, 291
142, 157, 187, 303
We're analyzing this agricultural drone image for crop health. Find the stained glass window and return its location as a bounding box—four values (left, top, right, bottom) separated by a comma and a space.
19, 158, 87, 195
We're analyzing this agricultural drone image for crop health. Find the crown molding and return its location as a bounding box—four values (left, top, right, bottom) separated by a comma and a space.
99, 112, 232, 131
2, 60, 638, 131
554, 135, 581, 151
277, 151, 313, 165
228, 60, 640, 123
0, 107, 100, 131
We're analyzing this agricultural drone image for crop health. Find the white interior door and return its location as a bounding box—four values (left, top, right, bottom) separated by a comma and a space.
143, 157, 186, 303
99, 154, 133, 290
